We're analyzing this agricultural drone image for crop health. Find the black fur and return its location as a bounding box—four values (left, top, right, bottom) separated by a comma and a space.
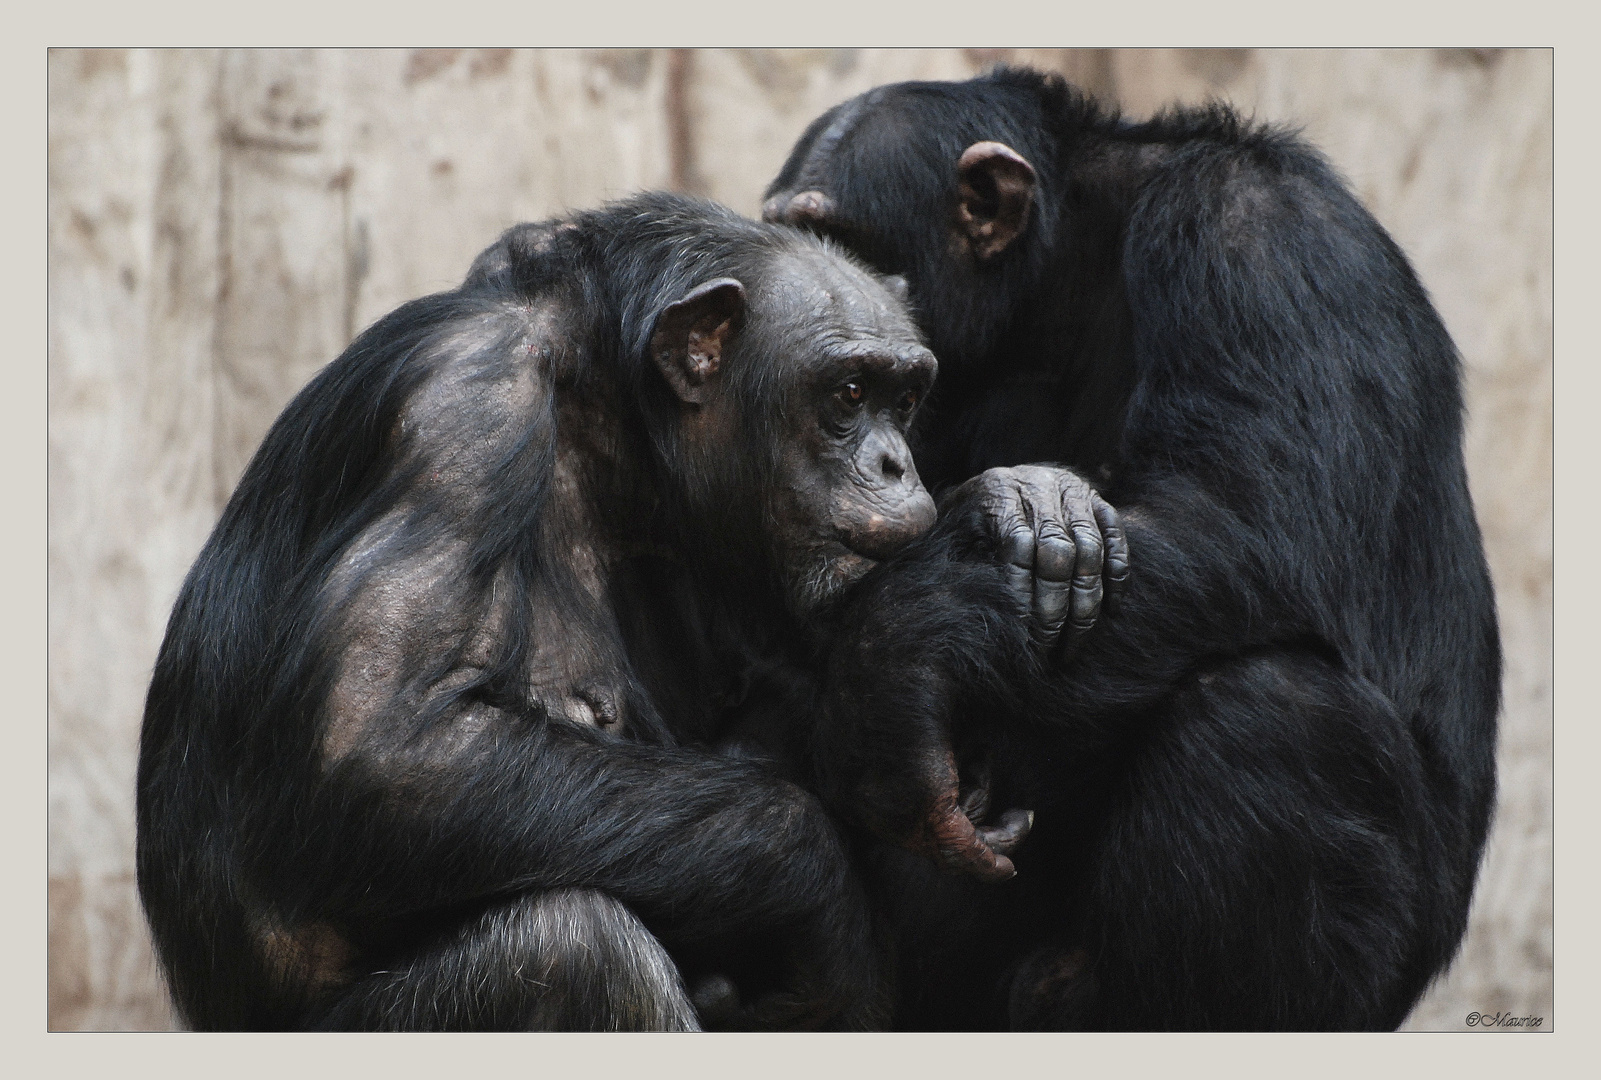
770, 69, 1501, 1030
135, 194, 920, 1031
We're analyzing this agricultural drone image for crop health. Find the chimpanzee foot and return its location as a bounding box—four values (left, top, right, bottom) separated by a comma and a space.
917, 800, 1033, 882
904, 750, 1034, 881
977, 808, 1034, 856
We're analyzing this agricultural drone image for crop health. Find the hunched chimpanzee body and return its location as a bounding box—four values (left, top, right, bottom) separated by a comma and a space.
764, 68, 1501, 1030
135, 192, 1022, 1031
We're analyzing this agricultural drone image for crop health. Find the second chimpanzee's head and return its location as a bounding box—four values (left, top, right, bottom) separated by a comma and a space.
761, 70, 1077, 378
633, 208, 938, 616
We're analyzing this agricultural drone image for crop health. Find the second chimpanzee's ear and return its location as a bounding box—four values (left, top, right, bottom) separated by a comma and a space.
649, 278, 746, 406
956, 141, 1037, 261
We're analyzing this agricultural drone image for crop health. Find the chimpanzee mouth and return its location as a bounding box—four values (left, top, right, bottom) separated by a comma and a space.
826, 541, 878, 579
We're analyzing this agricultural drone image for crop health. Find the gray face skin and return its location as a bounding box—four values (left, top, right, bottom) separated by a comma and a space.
650, 240, 938, 616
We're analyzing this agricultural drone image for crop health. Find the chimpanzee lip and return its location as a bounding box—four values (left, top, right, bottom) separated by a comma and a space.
829, 537, 881, 567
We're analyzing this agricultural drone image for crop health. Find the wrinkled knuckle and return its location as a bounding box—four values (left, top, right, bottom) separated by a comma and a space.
1075, 531, 1104, 566
975, 466, 1017, 495
1034, 537, 1075, 579
1003, 526, 1036, 564
1059, 473, 1084, 495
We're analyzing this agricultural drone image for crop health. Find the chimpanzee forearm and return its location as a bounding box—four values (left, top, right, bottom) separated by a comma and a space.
810, 531, 1037, 878
807, 469, 1304, 873
913, 462, 1313, 743
1030, 475, 1304, 743
273, 709, 869, 952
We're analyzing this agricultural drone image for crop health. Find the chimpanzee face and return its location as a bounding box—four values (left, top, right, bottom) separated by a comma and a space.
649, 239, 937, 614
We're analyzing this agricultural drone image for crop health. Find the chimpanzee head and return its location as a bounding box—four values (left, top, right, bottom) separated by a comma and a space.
645, 230, 938, 615
761, 72, 1065, 377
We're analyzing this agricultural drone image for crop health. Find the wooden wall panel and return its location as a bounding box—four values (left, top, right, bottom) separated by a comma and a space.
49, 47, 221, 1032
213, 49, 351, 500
338, 48, 676, 331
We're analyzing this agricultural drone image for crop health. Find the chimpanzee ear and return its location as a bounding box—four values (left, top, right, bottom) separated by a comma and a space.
956, 141, 1037, 261
880, 274, 910, 304
649, 278, 747, 406
761, 189, 836, 228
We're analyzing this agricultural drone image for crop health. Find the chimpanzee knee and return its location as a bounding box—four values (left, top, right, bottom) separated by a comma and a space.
1059, 650, 1430, 1030
311, 890, 699, 1031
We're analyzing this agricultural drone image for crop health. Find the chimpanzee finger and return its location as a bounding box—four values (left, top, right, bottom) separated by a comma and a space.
958, 757, 993, 824
992, 482, 1038, 622
1017, 472, 1072, 648
1093, 493, 1130, 614
1066, 518, 1105, 639
976, 808, 1034, 856
1032, 535, 1076, 650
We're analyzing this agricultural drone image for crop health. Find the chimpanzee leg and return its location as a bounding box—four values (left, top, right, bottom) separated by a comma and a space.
1013, 648, 1436, 1031
311, 889, 700, 1031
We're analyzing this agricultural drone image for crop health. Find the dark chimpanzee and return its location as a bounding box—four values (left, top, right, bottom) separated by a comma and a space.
763, 68, 1501, 1029
136, 193, 966, 1031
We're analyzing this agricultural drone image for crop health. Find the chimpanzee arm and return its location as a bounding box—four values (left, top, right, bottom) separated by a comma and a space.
932, 467, 1289, 749
301, 528, 869, 951
810, 526, 1042, 881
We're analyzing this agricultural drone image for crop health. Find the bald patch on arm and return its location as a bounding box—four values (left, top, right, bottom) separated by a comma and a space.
318, 303, 559, 769
319, 298, 635, 771
387, 305, 565, 507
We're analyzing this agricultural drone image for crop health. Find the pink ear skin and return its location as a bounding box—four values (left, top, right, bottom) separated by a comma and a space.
761, 189, 837, 228
649, 278, 747, 405
955, 141, 1037, 260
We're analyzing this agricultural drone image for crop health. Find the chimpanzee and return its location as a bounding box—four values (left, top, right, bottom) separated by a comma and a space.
135, 192, 1043, 1031
764, 68, 1501, 1030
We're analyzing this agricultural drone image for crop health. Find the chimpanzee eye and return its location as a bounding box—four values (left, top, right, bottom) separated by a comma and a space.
836, 382, 865, 407
899, 389, 920, 412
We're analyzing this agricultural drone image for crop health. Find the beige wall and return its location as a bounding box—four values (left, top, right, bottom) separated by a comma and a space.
47, 48, 1552, 1031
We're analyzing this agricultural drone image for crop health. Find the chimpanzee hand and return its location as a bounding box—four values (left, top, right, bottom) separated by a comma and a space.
942, 465, 1129, 654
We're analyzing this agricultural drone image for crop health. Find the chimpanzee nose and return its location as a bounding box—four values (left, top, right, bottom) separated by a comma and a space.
865, 428, 914, 486
880, 450, 906, 482
839, 429, 936, 559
